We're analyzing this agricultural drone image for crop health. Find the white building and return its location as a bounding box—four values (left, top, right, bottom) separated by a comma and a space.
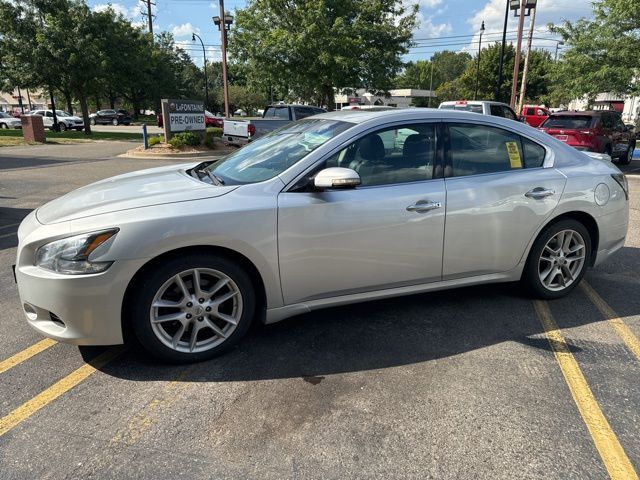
568, 92, 640, 123
334, 88, 436, 109
0, 88, 49, 114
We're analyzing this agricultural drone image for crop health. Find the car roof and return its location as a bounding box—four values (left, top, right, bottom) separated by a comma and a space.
439, 100, 510, 106
314, 107, 516, 126
550, 110, 618, 117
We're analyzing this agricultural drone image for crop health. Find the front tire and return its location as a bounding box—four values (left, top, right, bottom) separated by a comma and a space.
58, 122, 67, 131
112, 118, 119, 126
128, 254, 256, 363
90, 118, 96, 126
522, 219, 591, 299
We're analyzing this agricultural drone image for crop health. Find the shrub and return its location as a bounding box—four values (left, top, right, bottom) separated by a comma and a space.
169, 131, 201, 148
148, 135, 163, 147
205, 127, 222, 149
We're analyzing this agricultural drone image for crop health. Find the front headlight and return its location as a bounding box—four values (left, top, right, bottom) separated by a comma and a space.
35, 229, 119, 274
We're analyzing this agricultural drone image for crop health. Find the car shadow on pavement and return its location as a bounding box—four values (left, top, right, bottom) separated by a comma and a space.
82, 283, 541, 383
79, 242, 640, 385
0, 206, 32, 250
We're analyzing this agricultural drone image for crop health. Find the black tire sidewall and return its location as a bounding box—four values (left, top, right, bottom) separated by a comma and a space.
523, 219, 591, 299
129, 254, 256, 363
619, 142, 634, 165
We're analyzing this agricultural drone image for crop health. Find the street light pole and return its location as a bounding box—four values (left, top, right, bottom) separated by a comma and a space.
495, 0, 510, 101
475, 21, 485, 101
192, 33, 209, 110
214, 0, 232, 118
509, 0, 527, 109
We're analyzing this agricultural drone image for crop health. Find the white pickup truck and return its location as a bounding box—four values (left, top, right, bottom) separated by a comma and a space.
223, 104, 326, 146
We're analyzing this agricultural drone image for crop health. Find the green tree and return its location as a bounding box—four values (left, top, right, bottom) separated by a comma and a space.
229, 0, 417, 110
434, 44, 551, 105
550, 0, 640, 99
396, 51, 472, 92
219, 85, 266, 116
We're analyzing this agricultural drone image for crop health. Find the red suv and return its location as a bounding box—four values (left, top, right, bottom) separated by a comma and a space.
539, 111, 635, 165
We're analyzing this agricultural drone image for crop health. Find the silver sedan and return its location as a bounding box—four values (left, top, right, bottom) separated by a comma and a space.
16, 109, 629, 362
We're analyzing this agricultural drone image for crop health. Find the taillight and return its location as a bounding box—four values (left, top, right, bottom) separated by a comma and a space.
248, 123, 256, 136
611, 174, 629, 200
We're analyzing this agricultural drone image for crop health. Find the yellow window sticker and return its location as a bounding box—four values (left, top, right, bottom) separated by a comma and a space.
506, 141, 522, 168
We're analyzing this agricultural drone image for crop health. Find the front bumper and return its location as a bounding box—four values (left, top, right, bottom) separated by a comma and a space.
16, 260, 144, 345
15, 212, 147, 345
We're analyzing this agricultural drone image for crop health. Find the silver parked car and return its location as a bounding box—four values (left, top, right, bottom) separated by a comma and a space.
16, 109, 629, 362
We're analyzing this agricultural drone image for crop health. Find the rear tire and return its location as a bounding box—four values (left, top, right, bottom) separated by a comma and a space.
90, 118, 96, 126
128, 254, 256, 363
522, 219, 591, 299
618, 141, 635, 166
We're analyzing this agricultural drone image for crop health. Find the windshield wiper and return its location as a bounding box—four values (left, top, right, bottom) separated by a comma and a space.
198, 168, 225, 186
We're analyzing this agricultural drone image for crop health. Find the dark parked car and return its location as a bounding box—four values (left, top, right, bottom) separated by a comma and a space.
539, 110, 636, 165
89, 109, 131, 126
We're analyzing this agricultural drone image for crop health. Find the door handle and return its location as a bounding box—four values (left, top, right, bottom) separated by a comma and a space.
525, 188, 555, 199
406, 200, 442, 213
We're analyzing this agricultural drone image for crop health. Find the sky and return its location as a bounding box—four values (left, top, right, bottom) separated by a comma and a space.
87, 0, 597, 66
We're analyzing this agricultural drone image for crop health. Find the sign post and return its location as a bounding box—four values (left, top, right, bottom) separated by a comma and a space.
161, 98, 206, 142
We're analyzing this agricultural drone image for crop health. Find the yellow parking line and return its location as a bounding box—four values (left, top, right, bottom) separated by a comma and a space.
581, 281, 640, 362
0, 339, 58, 375
0, 346, 124, 437
533, 300, 638, 480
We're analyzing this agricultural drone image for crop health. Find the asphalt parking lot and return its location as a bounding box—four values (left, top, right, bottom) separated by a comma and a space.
1, 143, 639, 479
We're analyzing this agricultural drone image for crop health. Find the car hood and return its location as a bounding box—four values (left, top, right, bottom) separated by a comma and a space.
36, 162, 237, 224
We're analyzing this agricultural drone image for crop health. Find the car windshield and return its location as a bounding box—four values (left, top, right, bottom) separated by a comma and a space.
542, 116, 594, 129
0, 112, 10, 118
55, 110, 71, 117
205, 119, 353, 185
440, 104, 483, 114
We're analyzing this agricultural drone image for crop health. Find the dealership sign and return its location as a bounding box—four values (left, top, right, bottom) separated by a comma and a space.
161, 98, 205, 139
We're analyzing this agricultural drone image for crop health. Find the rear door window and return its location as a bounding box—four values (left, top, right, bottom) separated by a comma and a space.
490, 105, 504, 117
293, 107, 315, 119
600, 114, 614, 129
446, 124, 545, 176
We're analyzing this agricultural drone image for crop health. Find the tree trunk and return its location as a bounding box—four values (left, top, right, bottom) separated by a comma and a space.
79, 93, 91, 135
109, 90, 116, 109
131, 89, 141, 120
64, 90, 73, 115
323, 85, 335, 111
94, 95, 101, 111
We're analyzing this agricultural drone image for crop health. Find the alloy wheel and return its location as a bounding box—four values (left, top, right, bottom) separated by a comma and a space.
149, 268, 243, 353
538, 229, 586, 291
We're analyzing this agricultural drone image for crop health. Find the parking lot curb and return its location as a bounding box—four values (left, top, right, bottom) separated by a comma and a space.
119, 149, 231, 159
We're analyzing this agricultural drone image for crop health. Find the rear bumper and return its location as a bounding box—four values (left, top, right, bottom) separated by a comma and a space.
224, 134, 250, 147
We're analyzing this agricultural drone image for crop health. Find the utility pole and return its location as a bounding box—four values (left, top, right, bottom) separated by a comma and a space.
509, 0, 527, 109
140, 0, 155, 38
214, 0, 232, 118
474, 21, 485, 101
554, 41, 564, 61
495, 0, 510, 101
192, 33, 210, 109
428, 61, 434, 107
517, 5, 537, 114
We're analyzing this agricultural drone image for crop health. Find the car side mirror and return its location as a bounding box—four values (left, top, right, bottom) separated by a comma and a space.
314, 167, 361, 189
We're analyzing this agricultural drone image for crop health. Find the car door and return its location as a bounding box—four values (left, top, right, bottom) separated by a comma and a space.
43, 111, 54, 127
442, 121, 566, 280
277, 121, 446, 305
